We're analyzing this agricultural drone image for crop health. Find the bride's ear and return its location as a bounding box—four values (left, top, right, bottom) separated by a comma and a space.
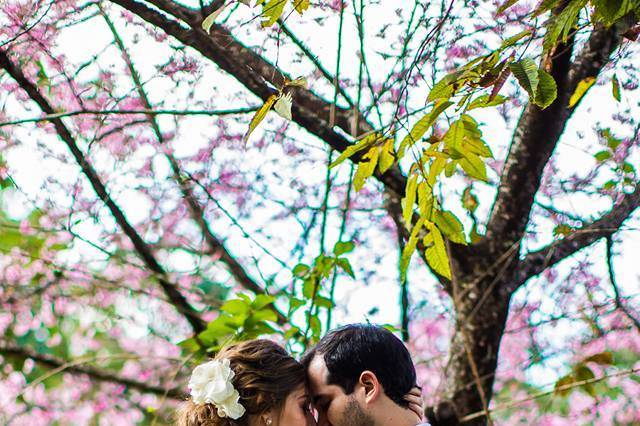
358, 370, 381, 403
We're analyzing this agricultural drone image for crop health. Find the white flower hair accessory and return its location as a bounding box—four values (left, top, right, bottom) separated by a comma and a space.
188, 358, 246, 419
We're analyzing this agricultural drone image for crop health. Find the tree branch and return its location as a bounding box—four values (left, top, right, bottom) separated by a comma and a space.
606, 235, 640, 331
516, 185, 640, 288
484, 22, 625, 253
0, 343, 185, 399
0, 48, 205, 333
105, 0, 408, 198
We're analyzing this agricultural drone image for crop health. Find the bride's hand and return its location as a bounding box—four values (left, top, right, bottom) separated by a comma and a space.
404, 386, 425, 420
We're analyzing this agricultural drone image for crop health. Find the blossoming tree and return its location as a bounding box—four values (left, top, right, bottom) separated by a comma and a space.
1, 0, 639, 424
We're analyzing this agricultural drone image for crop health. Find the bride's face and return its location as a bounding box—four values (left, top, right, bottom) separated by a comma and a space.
276, 384, 317, 426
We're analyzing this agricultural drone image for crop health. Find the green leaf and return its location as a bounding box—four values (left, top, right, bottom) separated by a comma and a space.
594, 150, 612, 162
583, 351, 614, 366
554, 374, 576, 397
509, 58, 539, 99
315, 296, 334, 309
378, 138, 395, 173
460, 153, 488, 181
402, 174, 418, 227
293, 0, 310, 14
612, 74, 621, 102
417, 182, 433, 218
221, 299, 250, 316
244, 94, 278, 142
534, 69, 557, 109
569, 77, 596, 108
261, 0, 288, 27
592, 0, 634, 25
428, 157, 447, 186
353, 147, 380, 192
621, 162, 634, 173
330, 133, 379, 169
572, 364, 596, 397
427, 72, 461, 102
292, 263, 310, 278
433, 210, 467, 244
496, 0, 522, 15
251, 308, 277, 322
398, 100, 452, 159
252, 294, 276, 310
333, 241, 355, 256
400, 217, 426, 281
499, 30, 533, 49
467, 94, 507, 111
336, 258, 355, 278
542, 0, 586, 52
424, 222, 452, 279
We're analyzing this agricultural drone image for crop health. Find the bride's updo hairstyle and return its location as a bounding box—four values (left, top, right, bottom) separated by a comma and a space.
176, 339, 305, 426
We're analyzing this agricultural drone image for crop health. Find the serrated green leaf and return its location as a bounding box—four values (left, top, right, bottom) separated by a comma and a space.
329, 133, 379, 169
509, 58, 539, 98
400, 217, 426, 281
444, 160, 457, 177
353, 147, 380, 191
534, 69, 557, 108
244, 94, 278, 142
428, 157, 447, 186
542, 0, 587, 52
417, 181, 433, 219
612, 74, 621, 102
433, 210, 467, 244
427, 73, 461, 102
592, 0, 634, 25
569, 76, 596, 108
460, 153, 488, 181
398, 100, 452, 159
425, 222, 452, 279
293, 0, 310, 13
467, 94, 507, 111
499, 29, 533, 49
402, 173, 418, 227
261, 0, 288, 27
378, 138, 395, 173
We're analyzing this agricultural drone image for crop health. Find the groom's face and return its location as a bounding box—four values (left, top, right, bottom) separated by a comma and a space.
306, 355, 374, 426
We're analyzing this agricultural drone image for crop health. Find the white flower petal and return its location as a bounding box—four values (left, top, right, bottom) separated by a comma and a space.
274, 92, 293, 121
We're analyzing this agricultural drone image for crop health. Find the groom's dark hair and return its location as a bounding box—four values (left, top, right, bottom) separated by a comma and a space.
302, 324, 416, 407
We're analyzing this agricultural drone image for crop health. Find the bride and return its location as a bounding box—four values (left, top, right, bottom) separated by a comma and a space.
176, 339, 424, 426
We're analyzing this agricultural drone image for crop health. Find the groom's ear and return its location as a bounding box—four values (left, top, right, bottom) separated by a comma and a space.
358, 370, 381, 404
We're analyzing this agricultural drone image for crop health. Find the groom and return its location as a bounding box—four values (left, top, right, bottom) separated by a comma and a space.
302, 324, 431, 426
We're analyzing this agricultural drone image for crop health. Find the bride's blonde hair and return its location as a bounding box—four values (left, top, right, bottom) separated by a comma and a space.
176, 339, 305, 426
